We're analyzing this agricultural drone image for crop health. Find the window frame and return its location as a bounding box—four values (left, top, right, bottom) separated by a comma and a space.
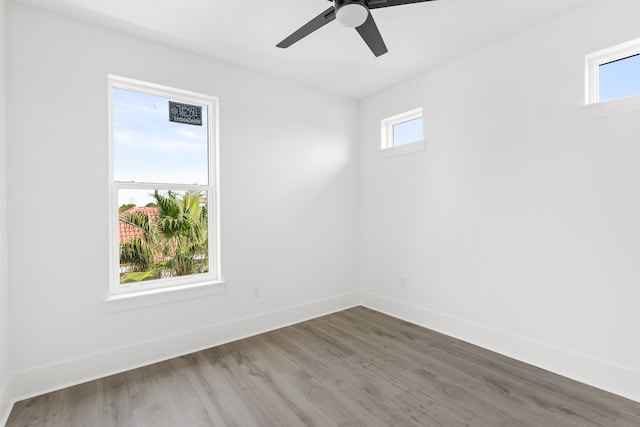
380, 107, 424, 150
585, 37, 640, 105
379, 107, 426, 158
107, 75, 221, 298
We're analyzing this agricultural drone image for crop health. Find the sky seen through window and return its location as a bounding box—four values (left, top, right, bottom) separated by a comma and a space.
113, 88, 209, 206
599, 53, 640, 102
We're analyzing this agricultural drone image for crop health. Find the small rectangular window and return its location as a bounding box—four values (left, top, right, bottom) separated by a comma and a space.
393, 117, 423, 146
586, 38, 640, 104
381, 108, 424, 150
108, 76, 220, 295
598, 54, 640, 102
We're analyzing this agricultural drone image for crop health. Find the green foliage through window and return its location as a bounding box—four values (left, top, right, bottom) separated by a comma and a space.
119, 191, 208, 283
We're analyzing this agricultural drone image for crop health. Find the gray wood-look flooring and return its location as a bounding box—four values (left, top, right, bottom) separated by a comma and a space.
7, 306, 640, 426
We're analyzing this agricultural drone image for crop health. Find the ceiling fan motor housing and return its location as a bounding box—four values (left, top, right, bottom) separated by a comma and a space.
334, 0, 369, 28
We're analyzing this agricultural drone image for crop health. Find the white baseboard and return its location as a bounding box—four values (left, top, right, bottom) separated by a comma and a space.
361, 290, 640, 403
12, 291, 361, 401
0, 376, 13, 427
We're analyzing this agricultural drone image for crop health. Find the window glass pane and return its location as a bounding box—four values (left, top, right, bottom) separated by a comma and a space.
118, 189, 209, 284
392, 117, 423, 146
113, 88, 209, 185
599, 54, 640, 102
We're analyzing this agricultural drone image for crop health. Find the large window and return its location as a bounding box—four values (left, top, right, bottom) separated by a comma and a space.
586, 38, 640, 104
108, 76, 220, 295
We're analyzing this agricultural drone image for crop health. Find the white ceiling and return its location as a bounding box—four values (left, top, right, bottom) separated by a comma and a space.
14, 0, 596, 99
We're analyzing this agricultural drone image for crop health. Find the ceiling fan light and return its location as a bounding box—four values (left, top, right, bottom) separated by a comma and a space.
336, 3, 368, 28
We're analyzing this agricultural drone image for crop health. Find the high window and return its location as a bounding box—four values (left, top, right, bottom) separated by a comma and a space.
108, 76, 220, 296
586, 38, 640, 104
379, 108, 426, 158
381, 108, 424, 150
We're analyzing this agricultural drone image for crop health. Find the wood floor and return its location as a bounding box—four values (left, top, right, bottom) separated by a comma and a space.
7, 306, 640, 427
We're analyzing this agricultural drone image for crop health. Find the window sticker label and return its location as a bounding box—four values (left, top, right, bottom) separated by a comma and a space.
169, 101, 202, 126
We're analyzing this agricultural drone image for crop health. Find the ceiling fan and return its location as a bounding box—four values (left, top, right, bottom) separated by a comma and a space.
277, 0, 438, 57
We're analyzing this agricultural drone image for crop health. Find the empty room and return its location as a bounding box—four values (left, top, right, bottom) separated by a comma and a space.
1, 0, 640, 425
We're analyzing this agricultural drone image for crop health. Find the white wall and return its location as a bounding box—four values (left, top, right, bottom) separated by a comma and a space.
359, 0, 640, 402
0, 0, 13, 422
6, 3, 359, 399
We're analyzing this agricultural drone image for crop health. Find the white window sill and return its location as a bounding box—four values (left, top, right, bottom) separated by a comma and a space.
378, 140, 426, 159
582, 94, 640, 121
104, 280, 226, 312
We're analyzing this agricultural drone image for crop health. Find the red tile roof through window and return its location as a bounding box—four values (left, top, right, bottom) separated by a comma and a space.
119, 206, 160, 243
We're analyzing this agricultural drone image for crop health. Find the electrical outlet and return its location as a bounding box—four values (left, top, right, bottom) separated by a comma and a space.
400, 277, 407, 288
253, 287, 261, 298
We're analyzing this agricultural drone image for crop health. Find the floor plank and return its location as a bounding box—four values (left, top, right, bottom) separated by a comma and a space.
7, 306, 640, 426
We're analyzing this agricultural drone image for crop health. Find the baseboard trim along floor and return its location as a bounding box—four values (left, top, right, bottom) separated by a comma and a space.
361, 290, 640, 403
10, 291, 361, 402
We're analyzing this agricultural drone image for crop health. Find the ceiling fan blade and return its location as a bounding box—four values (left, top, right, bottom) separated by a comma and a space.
277, 6, 336, 49
367, 0, 437, 10
356, 12, 388, 57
